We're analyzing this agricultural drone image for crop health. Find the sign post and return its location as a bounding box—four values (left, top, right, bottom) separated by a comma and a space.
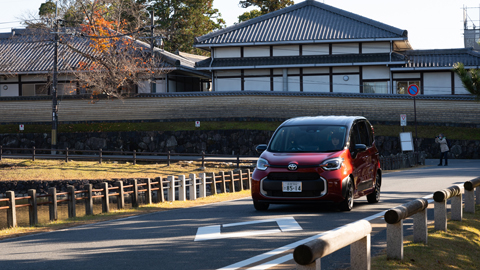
400, 114, 406, 132
407, 84, 420, 162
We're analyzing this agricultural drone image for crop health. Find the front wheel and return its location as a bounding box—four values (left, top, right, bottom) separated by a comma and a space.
367, 172, 381, 203
253, 200, 269, 211
339, 179, 354, 211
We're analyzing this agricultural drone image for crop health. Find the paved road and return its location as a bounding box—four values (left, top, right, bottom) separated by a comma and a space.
1, 159, 479, 270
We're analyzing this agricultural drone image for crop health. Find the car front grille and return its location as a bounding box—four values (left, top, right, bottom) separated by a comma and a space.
267, 172, 320, 181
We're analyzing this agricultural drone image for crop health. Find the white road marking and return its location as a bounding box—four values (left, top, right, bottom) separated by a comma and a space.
218, 195, 435, 270
195, 217, 302, 242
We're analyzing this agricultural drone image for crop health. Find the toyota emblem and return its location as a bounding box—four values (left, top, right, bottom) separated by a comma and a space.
288, 163, 298, 171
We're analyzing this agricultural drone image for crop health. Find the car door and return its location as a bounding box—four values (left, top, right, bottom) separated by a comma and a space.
355, 120, 375, 195
349, 122, 366, 194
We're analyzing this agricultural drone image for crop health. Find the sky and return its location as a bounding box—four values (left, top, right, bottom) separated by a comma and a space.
1, 0, 480, 50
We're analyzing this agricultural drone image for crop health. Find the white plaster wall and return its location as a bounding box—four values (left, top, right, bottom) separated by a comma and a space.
245, 69, 270, 76
303, 67, 329, 74
273, 45, 299, 56
393, 73, 421, 79
288, 68, 300, 75
332, 75, 360, 93
273, 69, 283, 75
215, 47, 241, 58
244, 46, 270, 57
0, 84, 18, 96
137, 81, 150, 93
156, 79, 167, 93
244, 77, 270, 91
1, 76, 18, 82
273, 77, 283, 91
303, 76, 330, 92
302, 44, 329, 55
362, 42, 390, 53
216, 70, 241, 77
423, 72, 451, 95
215, 78, 241, 91
288, 76, 301, 91
168, 79, 176, 92
332, 66, 359, 73
332, 43, 359, 54
454, 74, 470, 95
21, 75, 47, 82
363, 66, 390, 79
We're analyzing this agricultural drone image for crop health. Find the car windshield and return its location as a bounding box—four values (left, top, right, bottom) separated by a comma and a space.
268, 125, 347, 153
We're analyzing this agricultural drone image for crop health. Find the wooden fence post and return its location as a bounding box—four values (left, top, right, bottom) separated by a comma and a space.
99, 148, 102, 164
116, 181, 125, 209
236, 154, 240, 169
102, 182, 109, 213
65, 147, 69, 162
0, 145, 2, 161
189, 174, 197, 200
220, 171, 226, 193
85, 184, 93, 215
239, 170, 244, 191
6, 191, 17, 228
133, 150, 137, 165
230, 171, 236, 193
168, 176, 175, 202
167, 151, 171, 166
178, 175, 186, 201
28, 189, 38, 226
67, 185, 76, 218
246, 169, 251, 190
32, 146, 35, 161
132, 179, 139, 207
146, 178, 152, 205
211, 172, 217, 195
155, 177, 165, 203
199, 173, 206, 198
49, 187, 57, 221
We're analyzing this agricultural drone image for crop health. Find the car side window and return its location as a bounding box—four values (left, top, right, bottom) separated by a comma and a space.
357, 121, 371, 147
349, 123, 360, 151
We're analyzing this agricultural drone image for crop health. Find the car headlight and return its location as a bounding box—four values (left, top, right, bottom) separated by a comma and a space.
256, 158, 270, 171
320, 158, 344, 171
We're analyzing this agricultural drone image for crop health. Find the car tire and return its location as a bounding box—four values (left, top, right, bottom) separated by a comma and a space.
253, 200, 269, 211
367, 172, 381, 203
339, 179, 354, 211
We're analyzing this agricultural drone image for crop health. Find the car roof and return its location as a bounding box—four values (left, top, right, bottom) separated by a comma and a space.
280, 116, 366, 127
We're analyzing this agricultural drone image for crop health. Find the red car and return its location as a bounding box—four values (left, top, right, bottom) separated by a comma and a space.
251, 116, 381, 211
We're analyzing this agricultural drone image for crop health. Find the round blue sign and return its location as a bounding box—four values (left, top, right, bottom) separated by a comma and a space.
407, 84, 419, 97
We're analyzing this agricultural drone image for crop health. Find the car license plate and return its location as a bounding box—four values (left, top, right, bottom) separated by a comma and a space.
283, 182, 302, 192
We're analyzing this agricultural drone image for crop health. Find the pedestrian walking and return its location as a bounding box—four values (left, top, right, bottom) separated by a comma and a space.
435, 133, 449, 166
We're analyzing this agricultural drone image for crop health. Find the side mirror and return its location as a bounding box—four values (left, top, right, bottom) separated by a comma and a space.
256, 144, 267, 154
355, 144, 367, 152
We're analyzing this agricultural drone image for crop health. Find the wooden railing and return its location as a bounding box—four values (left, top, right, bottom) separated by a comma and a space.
0, 169, 252, 228
0, 145, 257, 168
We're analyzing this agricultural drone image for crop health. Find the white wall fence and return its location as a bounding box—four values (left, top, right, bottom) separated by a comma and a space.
293, 176, 480, 269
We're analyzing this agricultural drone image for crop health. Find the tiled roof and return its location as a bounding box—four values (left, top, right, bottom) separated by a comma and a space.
195, 0, 407, 47
402, 48, 480, 68
196, 53, 406, 69
0, 28, 201, 74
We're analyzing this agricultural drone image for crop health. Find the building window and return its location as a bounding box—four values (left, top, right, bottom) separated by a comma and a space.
396, 81, 420, 95
22, 84, 48, 96
364, 81, 388, 94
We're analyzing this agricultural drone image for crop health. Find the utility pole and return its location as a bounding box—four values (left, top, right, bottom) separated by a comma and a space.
51, 1, 59, 154
150, 10, 155, 93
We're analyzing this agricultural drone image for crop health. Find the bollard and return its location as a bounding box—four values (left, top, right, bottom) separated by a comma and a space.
199, 173, 206, 198
67, 185, 76, 218
167, 151, 171, 166
85, 184, 93, 215
32, 146, 35, 161
133, 150, 137, 165
0, 145, 2, 161
168, 176, 175, 202
201, 151, 205, 170
236, 154, 240, 169
434, 185, 462, 231
65, 147, 69, 162
178, 175, 186, 201
189, 174, 197, 200
464, 177, 480, 213
49, 187, 57, 221
6, 191, 17, 228
116, 181, 125, 209
293, 220, 371, 269
99, 148, 103, 164
28, 189, 38, 226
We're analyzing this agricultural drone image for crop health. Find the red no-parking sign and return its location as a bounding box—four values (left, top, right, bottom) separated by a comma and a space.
407, 84, 419, 97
